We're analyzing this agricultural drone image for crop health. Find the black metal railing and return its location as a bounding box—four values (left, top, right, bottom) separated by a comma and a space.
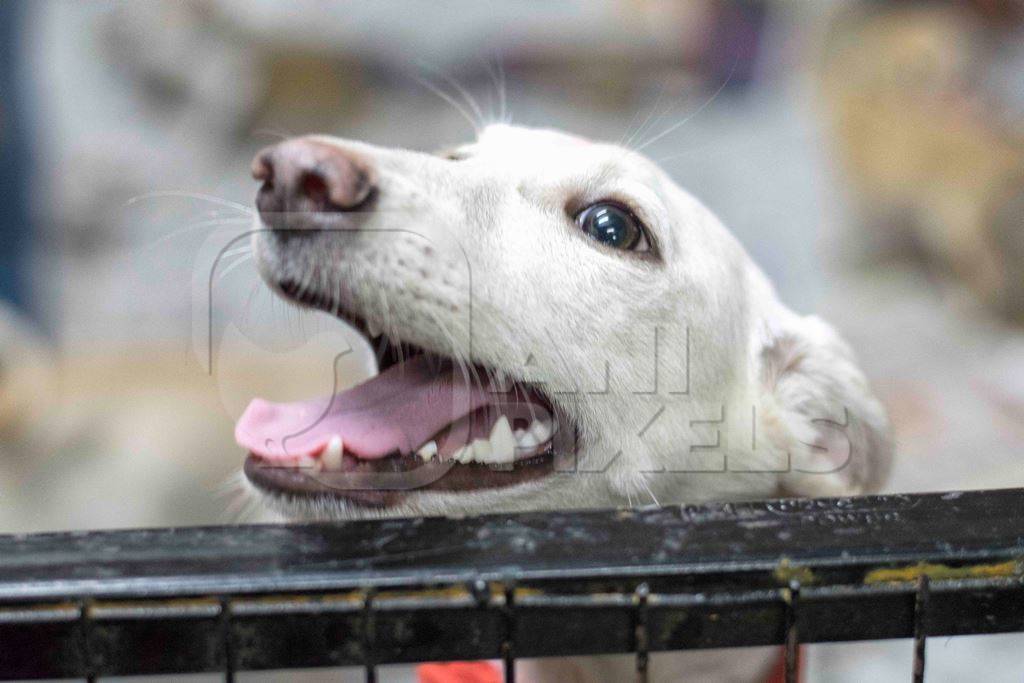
2, 487, 1024, 681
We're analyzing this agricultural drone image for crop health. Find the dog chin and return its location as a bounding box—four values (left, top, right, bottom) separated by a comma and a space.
245, 476, 562, 522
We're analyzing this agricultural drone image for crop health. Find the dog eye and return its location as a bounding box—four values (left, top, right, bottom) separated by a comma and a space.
575, 202, 650, 252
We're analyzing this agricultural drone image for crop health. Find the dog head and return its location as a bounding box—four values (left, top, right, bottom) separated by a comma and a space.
237, 124, 891, 519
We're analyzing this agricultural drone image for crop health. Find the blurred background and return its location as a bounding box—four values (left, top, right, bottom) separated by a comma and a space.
1, 1, 1023, 680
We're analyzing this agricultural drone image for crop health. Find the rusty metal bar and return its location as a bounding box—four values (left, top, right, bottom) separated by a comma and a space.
0, 488, 1022, 679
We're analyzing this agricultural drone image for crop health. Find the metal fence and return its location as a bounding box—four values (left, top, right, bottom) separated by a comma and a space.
2, 487, 1023, 682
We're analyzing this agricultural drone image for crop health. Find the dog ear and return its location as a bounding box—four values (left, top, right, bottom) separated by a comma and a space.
757, 314, 892, 497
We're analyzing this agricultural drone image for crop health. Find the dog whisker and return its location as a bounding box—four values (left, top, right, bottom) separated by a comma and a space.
126, 190, 255, 216
433, 69, 486, 131
215, 252, 253, 284
220, 244, 252, 260
376, 288, 398, 366
641, 479, 661, 508
413, 72, 483, 134
217, 472, 262, 524
144, 216, 251, 251
634, 53, 740, 153
480, 55, 511, 126
423, 306, 484, 396
241, 281, 262, 325
495, 58, 509, 124
621, 85, 666, 151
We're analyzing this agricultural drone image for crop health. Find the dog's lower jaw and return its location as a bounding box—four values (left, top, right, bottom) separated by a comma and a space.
244, 467, 581, 521
242, 449, 788, 523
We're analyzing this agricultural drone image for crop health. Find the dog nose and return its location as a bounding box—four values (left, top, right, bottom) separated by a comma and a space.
252, 138, 376, 223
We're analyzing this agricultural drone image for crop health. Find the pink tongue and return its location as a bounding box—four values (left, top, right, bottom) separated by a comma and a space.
235, 355, 492, 461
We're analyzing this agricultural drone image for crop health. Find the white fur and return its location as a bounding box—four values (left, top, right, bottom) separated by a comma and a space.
250, 124, 891, 519
248, 123, 893, 682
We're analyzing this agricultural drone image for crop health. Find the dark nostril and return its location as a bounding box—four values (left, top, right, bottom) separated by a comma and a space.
252, 138, 377, 225
299, 170, 329, 205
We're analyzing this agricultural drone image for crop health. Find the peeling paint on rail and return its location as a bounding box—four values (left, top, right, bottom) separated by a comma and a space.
774, 558, 816, 585
864, 558, 1023, 584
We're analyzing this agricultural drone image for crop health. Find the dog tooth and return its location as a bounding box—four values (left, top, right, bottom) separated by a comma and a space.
489, 417, 516, 463
417, 440, 438, 461
451, 445, 470, 463
365, 318, 383, 338
322, 435, 343, 470
530, 419, 552, 443
298, 454, 316, 470
517, 431, 539, 450
471, 438, 493, 463
514, 428, 526, 440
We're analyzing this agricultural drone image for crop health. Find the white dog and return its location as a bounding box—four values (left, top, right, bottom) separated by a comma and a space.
236, 124, 892, 681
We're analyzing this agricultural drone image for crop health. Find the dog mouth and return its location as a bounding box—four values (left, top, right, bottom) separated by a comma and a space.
237, 278, 570, 508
